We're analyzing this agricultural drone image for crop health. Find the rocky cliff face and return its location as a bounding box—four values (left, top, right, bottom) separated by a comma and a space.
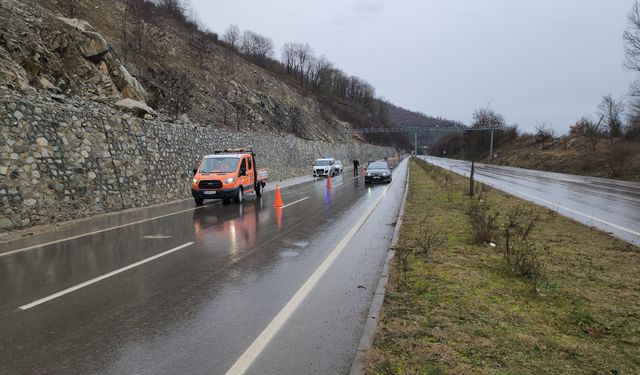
1, 0, 358, 142
0, 1, 147, 103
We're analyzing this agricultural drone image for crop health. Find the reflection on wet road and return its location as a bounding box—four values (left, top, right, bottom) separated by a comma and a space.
423, 156, 640, 245
0, 160, 407, 374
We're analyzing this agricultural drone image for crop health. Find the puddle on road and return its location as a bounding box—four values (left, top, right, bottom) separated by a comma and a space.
289, 241, 309, 248
279, 250, 300, 258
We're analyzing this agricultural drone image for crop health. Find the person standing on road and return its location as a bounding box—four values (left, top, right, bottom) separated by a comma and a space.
353, 159, 360, 176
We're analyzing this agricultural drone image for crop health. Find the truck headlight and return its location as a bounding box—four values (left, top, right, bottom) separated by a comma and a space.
224, 177, 236, 184
382, 172, 388, 176
366, 172, 371, 176
192, 178, 198, 184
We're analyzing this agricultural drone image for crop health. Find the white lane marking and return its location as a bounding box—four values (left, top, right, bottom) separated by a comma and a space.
1, 207, 203, 258
424, 159, 640, 238
225, 168, 401, 375
19, 242, 194, 311
281, 197, 309, 209
488, 183, 640, 238
332, 183, 344, 188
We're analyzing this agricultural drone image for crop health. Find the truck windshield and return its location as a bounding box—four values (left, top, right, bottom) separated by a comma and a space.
200, 157, 239, 173
314, 160, 333, 166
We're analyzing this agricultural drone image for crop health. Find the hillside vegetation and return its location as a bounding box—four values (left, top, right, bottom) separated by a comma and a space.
0, 0, 457, 148
430, 105, 640, 181
492, 136, 640, 181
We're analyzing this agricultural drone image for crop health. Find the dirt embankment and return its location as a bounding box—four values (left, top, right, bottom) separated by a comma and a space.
492, 136, 640, 182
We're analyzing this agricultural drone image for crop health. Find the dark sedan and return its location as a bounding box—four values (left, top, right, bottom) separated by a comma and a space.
364, 161, 392, 184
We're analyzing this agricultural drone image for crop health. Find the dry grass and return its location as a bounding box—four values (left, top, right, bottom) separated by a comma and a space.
494, 137, 640, 182
367, 159, 640, 374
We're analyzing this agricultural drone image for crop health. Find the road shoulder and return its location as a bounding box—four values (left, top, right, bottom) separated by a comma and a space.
349, 159, 410, 375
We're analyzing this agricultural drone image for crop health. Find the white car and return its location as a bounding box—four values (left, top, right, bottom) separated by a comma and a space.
334, 160, 343, 173
312, 158, 343, 177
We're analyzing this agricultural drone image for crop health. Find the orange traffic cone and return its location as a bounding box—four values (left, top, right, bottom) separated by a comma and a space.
273, 184, 284, 207
326, 173, 332, 189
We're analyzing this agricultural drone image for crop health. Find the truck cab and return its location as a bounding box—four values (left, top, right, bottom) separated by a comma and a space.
191, 149, 268, 205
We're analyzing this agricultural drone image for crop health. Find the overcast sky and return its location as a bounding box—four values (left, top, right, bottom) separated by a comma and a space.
190, 0, 638, 133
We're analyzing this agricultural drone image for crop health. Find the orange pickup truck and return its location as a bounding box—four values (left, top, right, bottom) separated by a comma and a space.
191, 149, 268, 205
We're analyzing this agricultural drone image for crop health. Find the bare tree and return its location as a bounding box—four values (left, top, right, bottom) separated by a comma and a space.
462, 107, 506, 159
625, 114, 640, 141
606, 143, 634, 177
624, 1, 640, 72
598, 95, 624, 139
535, 123, 555, 149
281, 43, 296, 74
280, 39, 378, 106
240, 30, 274, 64
629, 79, 640, 116
222, 24, 241, 49
125, 0, 156, 55
158, 0, 182, 14
312, 55, 333, 90
292, 43, 313, 84
472, 106, 505, 129
570, 116, 604, 151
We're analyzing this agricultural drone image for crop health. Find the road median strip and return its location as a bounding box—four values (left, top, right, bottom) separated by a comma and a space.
350, 159, 409, 375
365, 158, 639, 374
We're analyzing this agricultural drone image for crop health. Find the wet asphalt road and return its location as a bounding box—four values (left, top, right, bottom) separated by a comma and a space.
423, 156, 640, 246
0, 160, 407, 375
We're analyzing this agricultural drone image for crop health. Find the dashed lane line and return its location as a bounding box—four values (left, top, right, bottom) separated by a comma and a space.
18, 242, 194, 311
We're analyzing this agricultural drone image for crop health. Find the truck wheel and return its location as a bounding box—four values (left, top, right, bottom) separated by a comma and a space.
195, 198, 204, 206
255, 183, 263, 197
234, 188, 243, 204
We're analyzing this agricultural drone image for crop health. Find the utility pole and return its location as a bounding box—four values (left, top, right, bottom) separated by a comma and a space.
488, 129, 494, 164
469, 160, 475, 197
414, 131, 418, 155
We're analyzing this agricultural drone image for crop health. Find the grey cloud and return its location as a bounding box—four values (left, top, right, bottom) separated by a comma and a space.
352, 1, 385, 14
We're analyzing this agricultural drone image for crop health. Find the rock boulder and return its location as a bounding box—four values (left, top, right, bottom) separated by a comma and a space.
115, 98, 157, 118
